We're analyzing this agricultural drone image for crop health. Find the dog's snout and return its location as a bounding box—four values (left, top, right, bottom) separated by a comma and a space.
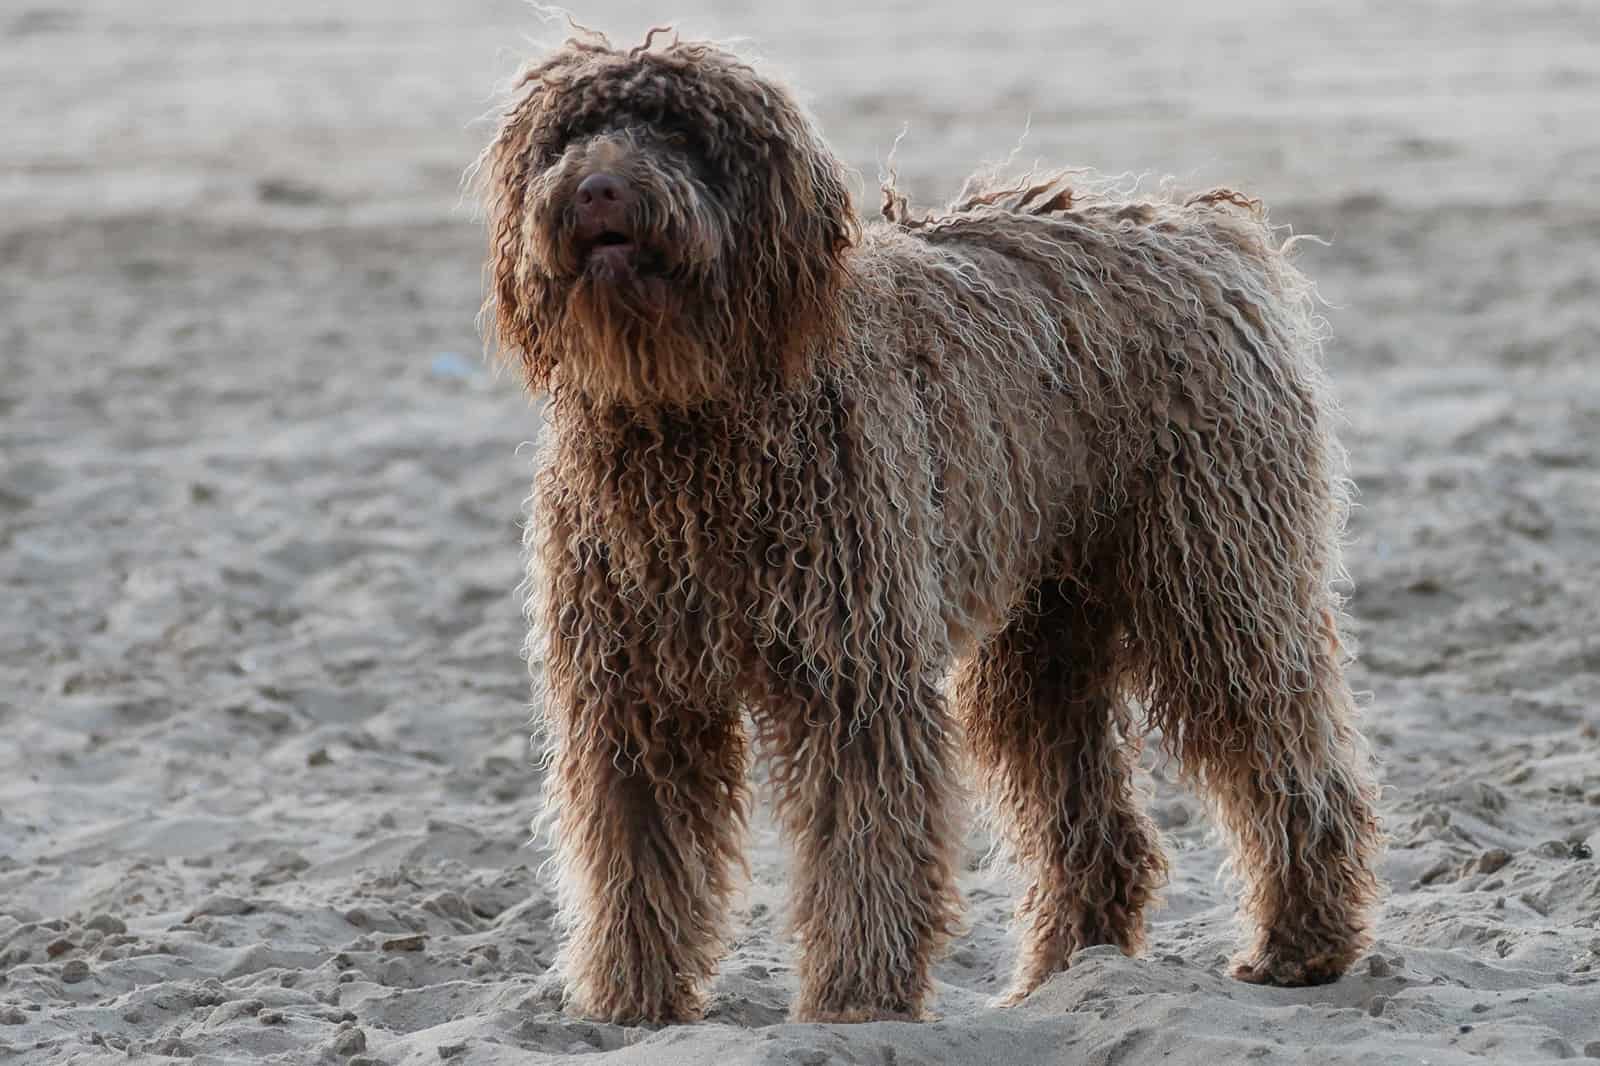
575, 172, 632, 229
577, 172, 626, 205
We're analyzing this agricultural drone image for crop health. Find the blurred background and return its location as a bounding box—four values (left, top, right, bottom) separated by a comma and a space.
3, 3, 1598, 1063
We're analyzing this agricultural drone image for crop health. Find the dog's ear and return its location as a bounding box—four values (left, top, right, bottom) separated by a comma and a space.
481, 70, 551, 392
481, 50, 595, 393
761, 113, 861, 387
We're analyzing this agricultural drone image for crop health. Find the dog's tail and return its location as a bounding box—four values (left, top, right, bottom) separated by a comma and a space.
953, 177, 1076, 216
884, 172, 1079, 227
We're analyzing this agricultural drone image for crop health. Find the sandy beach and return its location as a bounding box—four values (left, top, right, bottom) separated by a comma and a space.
3, 1, 1599, 1062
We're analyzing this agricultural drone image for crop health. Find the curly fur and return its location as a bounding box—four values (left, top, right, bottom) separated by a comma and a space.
480, 28, 1384, 1025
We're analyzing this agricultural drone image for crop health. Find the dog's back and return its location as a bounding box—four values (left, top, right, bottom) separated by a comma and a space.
836, 179, 1334, 655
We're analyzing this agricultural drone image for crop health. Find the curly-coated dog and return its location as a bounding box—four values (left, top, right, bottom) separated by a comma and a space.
480, 28, 1383, 1025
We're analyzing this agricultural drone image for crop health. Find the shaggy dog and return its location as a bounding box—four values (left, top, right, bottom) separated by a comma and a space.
480, 29, 1383, 1025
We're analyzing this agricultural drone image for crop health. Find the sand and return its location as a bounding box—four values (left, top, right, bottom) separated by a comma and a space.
3, 1, 1598, 1063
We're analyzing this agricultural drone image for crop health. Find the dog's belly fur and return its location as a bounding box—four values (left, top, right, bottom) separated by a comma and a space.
843, 225, 1106, 654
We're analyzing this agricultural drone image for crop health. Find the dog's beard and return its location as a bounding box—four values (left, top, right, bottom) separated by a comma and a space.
523, 174, 742, 409
554, 273, 735, 410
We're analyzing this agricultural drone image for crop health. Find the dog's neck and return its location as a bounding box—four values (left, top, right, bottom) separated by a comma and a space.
537, 253, 852, 412
548, 376, 805, 442
543, 371, 840, 509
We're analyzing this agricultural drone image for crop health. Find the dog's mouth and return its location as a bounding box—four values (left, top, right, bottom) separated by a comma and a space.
578, 229, 671, 281
590, 229, 634, 256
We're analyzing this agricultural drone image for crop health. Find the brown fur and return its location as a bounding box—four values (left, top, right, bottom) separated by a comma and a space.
479, 29, 1383, 1025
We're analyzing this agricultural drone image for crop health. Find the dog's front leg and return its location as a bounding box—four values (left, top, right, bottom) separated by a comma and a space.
761, 659, 963, 1023
539, 600, 749, 1024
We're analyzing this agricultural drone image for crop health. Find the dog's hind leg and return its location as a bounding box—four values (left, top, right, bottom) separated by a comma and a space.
953, 577, 1167, 1004
1118, 413, 1383, 987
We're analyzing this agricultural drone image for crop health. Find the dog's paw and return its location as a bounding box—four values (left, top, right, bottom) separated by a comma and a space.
1230, 949, 1346, 988
791, 1005, 928, 1024
575, 1002, 706, 1026
568, 986, 706, 1026
993, 982, 1040, 1009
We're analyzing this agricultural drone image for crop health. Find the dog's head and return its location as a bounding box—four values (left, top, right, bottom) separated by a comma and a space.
481, 30, 857, 407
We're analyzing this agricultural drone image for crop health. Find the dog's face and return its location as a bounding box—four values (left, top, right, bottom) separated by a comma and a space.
482, 33, 857, 407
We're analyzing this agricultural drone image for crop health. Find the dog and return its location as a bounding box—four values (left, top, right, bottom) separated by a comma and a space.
479, 28, 1383, 1024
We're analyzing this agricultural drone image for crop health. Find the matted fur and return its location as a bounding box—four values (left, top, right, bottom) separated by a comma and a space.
480, 28, 1383, 1025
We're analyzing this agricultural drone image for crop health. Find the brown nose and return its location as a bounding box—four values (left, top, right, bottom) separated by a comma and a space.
575, 172, 631, 228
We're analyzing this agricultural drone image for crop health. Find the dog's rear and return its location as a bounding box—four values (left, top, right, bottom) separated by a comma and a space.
859, 181, 1380, 995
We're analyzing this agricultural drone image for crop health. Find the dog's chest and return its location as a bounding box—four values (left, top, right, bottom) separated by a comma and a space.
574, 426, 805, 609
547, 398, 859, 679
